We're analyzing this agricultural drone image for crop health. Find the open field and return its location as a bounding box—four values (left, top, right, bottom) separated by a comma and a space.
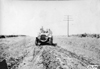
0, 36, 100, 69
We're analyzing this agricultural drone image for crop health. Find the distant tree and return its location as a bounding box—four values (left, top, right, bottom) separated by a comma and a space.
81, 33, 87, 37
0, 35, 5, 39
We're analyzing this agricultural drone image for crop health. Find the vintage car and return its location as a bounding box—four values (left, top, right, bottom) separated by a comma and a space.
35, 31, 53, 46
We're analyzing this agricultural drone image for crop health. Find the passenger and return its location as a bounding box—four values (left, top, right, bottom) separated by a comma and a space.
48, 29, 52, 36
40, 26, 45, 33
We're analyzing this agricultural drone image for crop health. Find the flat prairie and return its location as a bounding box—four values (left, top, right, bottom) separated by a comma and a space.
0, 36, 100, 69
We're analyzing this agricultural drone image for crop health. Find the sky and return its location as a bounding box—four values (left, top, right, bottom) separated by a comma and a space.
1, 0, 100, 36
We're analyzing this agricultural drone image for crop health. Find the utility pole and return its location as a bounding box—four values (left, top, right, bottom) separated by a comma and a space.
64, 15, 73, 37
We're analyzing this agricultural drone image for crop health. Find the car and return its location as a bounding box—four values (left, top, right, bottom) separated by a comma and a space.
35, 32, 53, 46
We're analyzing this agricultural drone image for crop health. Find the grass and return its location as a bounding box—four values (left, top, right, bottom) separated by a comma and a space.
54, 37, 100, 65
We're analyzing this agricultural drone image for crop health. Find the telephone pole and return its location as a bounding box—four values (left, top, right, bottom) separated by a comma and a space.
64, 15, 73, 37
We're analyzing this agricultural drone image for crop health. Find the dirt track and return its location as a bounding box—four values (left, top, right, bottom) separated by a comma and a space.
0, 36, 100, 69
17, 45, 95, 69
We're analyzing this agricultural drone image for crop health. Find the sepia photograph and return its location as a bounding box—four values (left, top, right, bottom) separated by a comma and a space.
0, 0, 100, 69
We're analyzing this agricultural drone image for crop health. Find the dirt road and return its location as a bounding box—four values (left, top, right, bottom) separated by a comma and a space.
17, 45, 94, 69
0, 36, 100, 69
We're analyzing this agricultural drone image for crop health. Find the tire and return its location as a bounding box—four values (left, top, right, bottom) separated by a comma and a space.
35, 37, 38, 46
48, 37, 53, 45
51, 37, 53, 44
35, 37, 40, 46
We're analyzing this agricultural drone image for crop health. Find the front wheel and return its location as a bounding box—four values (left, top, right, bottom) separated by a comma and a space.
35, 37, 40, 46
48, 37, 53, 44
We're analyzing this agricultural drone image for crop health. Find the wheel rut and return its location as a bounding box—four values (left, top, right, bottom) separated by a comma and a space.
18, 45, 98, 69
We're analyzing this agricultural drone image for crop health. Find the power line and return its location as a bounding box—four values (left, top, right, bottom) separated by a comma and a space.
64, 15, 73, 37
